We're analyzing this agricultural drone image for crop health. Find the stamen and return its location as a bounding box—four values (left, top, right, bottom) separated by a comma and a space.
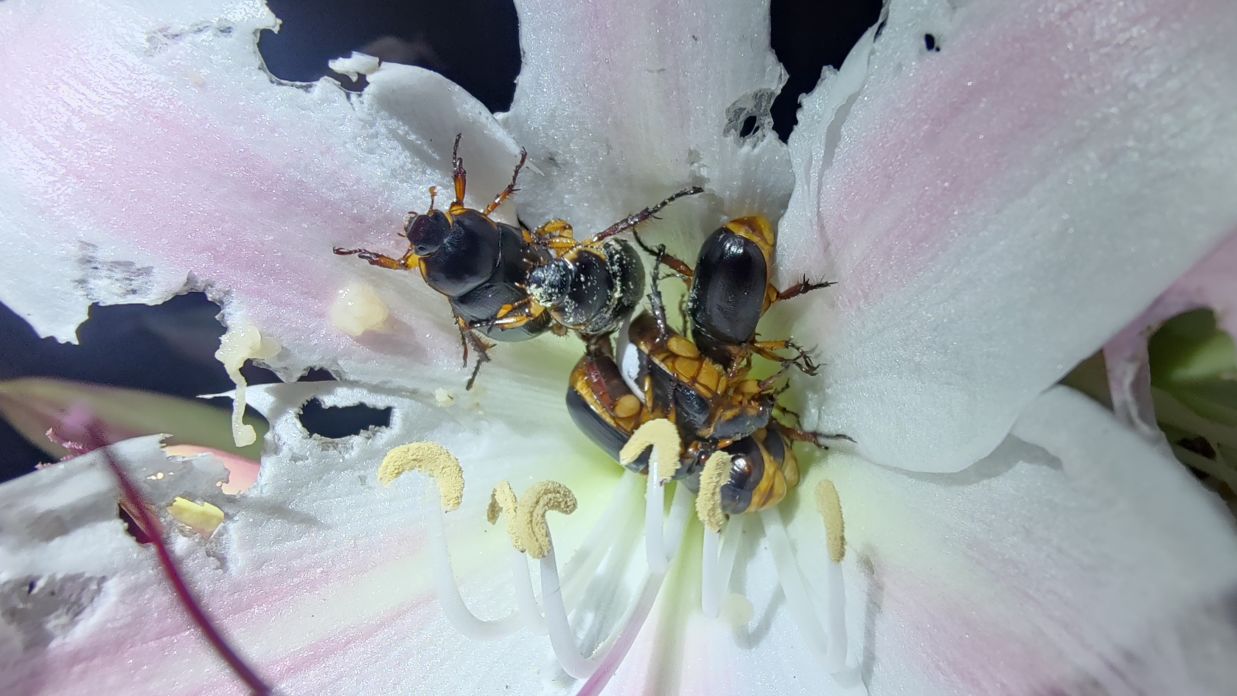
814, 480, 849, 672
379, 443, 521, 639
701, 528, 722, 617
504, 481, 593, 678
696, 451, 732, 533
762, 503, 860, 686
622, 420, 687, 573
540, 548, 597, 679
488, 482, 543, 629
487, 481, 521, 548
378, 442, 464, 511
815, 480, 845, 563
509, 549, 544, 629
759, 508, 829, 656
514, 481, 577, 560
619, 419, 683, 482
562, 473, 641, 601
700, 514, 747, 618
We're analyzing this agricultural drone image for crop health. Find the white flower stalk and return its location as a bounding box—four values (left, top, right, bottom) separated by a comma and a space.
2, 0, 1237, 694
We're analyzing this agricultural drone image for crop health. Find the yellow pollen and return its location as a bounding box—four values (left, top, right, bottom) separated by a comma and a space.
378, 442, 464, 512
513, 481, 577, 559
815, 480, 845, 563
167, 497, 224, 535
487, 481, 523, 551
620, 419, 682, 482
696, 451, 732, 533
487, 480, 518, 524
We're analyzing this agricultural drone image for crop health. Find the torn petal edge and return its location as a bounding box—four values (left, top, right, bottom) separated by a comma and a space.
1103, 231, 1237, 443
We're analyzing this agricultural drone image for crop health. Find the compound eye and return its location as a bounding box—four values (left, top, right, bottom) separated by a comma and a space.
405, 211, 451, 256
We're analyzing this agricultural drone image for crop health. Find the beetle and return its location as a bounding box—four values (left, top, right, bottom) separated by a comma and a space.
564, 343, 802, 515
649, 216, 830, 373
335, 134, 700, 387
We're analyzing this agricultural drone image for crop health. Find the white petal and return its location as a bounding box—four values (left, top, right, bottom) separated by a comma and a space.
501, 0, 792, 248
1104, 230, 1237, 440
781, 0, 1237, 471
0, 0, 528, 386
796, 387, 1237, 695
0, 377, 629, 694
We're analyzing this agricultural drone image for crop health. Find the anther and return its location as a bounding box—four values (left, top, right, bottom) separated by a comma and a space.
379, 442, 464, 511
489, 481, 544, 629
696, 451, 732, 533
514, 481, 577, 559
488, 480, 523, 551
815, 480, 845, 563
621, 419, 682, 482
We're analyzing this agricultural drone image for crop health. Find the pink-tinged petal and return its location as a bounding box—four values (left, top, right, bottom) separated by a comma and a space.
162, 445, 260, 494
0, 0, 528, 387
1104, 231, 1237, 441
797, 387, 1237, 695
502, 0, 792, 247
781, 0, 1237, 472
0, 377, 264, 461
0, 376, 629, 694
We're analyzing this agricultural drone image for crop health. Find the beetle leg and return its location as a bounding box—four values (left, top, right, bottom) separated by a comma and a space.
483, 147, 528, 216
591, 185, 704, 242
750, 338, 819, 375
333, 246, 417, 270
778, 425, 856, 450
450, 133, 468, 210
647, 248, 673, 338
773, 275, 835, 303
450, 312, 493, 390
630, 229, 694, 281
773, 403, 805, 429
468, 308, 537, 331
532, 219, 577, 251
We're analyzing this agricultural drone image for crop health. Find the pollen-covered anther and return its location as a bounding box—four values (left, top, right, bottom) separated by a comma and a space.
696, 450, 733, 533
621, 418, 682, 482
815, 480, 845, 563
378, 442, 464, 512
514, 481, 577, 559
487, 480, 524, 552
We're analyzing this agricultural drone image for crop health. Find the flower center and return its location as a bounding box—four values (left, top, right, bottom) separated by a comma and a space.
380, 421, 865, 691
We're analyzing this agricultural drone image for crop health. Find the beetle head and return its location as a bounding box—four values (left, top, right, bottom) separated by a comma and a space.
404, 210, 452, 256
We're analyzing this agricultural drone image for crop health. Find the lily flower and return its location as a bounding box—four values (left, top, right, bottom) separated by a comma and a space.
2, 0, 1237, 694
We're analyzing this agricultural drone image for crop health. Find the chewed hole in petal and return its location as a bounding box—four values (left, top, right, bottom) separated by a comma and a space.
297, 398, 391, 439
